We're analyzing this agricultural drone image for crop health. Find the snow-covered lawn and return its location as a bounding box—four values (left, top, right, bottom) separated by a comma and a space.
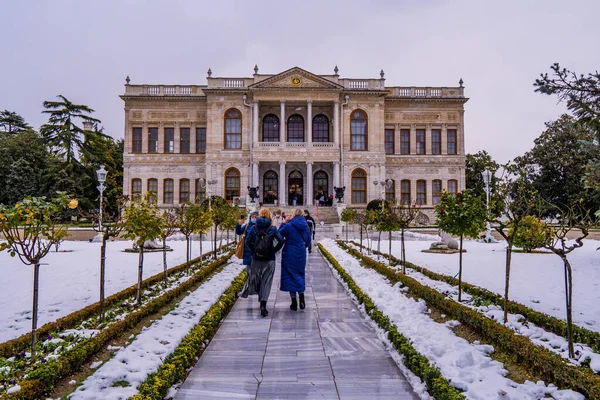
0, 238, 222, 343
321, 239, 583, 400
363, 237, 600, 333
69, 259, 244, 399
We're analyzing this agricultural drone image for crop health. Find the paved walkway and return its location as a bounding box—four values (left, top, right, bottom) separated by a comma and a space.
176, 249, 418, 400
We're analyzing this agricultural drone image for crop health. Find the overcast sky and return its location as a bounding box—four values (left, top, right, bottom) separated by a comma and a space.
2, 0, 598, 164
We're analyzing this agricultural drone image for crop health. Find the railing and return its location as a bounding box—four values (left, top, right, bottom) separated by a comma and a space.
312, 142, 335, 148
256, 141, 336, 148
390, 86, 465, 98
222, 79, 245, 88
340, 78, 386, 90
257, 142, 280, 147
123, 85, 205, 96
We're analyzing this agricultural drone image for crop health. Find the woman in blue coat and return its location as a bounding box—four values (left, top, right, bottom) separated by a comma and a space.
235, 210, 258, 272
279, 208, 312, 311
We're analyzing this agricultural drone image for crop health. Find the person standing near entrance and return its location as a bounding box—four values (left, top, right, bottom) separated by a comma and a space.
279, 209, 311, 311
245, 208, 284, 317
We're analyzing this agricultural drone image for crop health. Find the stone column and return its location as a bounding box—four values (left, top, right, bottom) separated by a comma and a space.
333, 161, 340, 188
253, 101, 259, 144
394, 123, 401, 155
190, 122, 197, 153
306, 161, 313, 205
306, 100, 312, 144
425, 124, 432, 155
333, 100, 340, 145
142, 122, 148, 153
280, 100, 286, 144
279, 161, 286, 206
174, 122, 180, 153
441, 124, 447, 155
157, 122, 165, 153
252, 162, 259, 188
410, 124, 416, 154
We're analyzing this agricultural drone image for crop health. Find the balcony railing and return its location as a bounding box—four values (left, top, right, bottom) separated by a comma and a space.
257, 142, 336, 148
123, 85, 205, 96
389, 86, 465, 98
339, 78, 386, 90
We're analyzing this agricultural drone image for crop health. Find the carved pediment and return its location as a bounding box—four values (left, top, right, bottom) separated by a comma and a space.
249, 67, 343, 90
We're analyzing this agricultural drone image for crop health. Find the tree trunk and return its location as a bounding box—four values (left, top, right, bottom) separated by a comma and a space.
185, 236, 190, 265
213, 224, 218, 259
346, 222, 349, 242
31, 262, 40, 362
377, 230, 382, 257
220, 228, 224, 250
401, 228, 406, 274
388, 231, 392, 266
100, 237, 106, 321
503, 243, 513, 323
200, 233, 203, 265
360, 225, 363, 254
136, 247, 144, 305
162, 237, 168, 285
458, 235, 463, 302
562, 255, 575, 358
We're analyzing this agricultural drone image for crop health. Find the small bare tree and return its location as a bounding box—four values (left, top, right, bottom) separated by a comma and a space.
391, 200, 421, 273
159, 210, 178, 284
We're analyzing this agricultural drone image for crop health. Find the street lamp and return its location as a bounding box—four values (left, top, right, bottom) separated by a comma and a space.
481, 169, 495, 243
373, 179, 393, 210
96, 165, 107, 230
200, 178, 218, 209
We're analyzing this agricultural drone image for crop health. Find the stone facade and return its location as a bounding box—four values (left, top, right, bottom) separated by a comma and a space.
121, 66, 468, 213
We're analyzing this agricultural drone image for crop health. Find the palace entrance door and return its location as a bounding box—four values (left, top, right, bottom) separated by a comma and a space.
288, 170, 303, 206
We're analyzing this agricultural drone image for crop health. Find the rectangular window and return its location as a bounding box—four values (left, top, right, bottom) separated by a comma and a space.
147, 179, 158, 203
351, 120, 367, 150
401, 180, 411, 204
164, 127, 174, 153
385, 180, 395, 201
432, 180, 442, 205
417, 180, 426, 205
401, 129, 410, 154
416, 129, 426, 154
196, 127, 206, 154
148, 128, 158, 153
179, 179, 190, 203
447, 129, 457, 154
351, 177, 367, 204
131, 179, 142, 200
180, 128, 190, 153
132, 128, 142, 153
448, 179, 458, 195
432, 129, 441, 155
225, 119, 241, 149
163, 179, 174, 204
385, 129, 394, 155
195, 179, 206, 203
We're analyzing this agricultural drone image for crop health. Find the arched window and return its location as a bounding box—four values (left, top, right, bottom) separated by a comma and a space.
416, 180, 426, 205
262, 114, 279, 142
314, 171, 328, 199
179, 179, 190, 204
401, 179, 411, 204
131, 178, 142, 201
147, 178, 158, 203
225, 168, 241, 201
432, 179, 442, 205
351, 168, 367, 204
312, 114, 330, 142
163, 179, 174, 204
385, 180, 396, 202
351, 110, 368, 150
287, 114, 305, 142
448, 179, 458, 195
263, 170, 278, 204
224, 108, 242, 149
195, 178, 206, 203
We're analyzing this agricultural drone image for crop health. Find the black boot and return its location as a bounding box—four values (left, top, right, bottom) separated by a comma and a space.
290, 297, 298, 311
299, 293, 305, 310
260, 301, 268, 317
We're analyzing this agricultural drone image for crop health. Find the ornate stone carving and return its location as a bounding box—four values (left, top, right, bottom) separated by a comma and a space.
131, 111, 142, 119
196, 111, 207, 120
149, 111, 188, 120
385, 112, 395, 121
403, 168, 440, 174
447, 113, 458, 122
403, 113, 441, 122
448, 168, 457, 173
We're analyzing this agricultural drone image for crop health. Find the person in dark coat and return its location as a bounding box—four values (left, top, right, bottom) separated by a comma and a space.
235, 210, 258, 273
279, 208, 312, 311
304, 209, 317, 241
244, 208, 284, 317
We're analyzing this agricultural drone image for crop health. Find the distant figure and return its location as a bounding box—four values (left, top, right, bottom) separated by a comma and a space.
245, 208, 284, 317
235, 211, 258, 274
279, 209, 312, 311
304, 209, 317, 241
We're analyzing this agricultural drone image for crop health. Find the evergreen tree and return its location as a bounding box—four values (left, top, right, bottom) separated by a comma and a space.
465, 150, 500, 198
0, 110, 33, 134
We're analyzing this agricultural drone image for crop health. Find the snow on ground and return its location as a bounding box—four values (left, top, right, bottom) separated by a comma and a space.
350, 243, 600, 373
0, 238, 223, 342
361, 235, 600, 333
69, 259, 244, 399
321, 238, 583, 400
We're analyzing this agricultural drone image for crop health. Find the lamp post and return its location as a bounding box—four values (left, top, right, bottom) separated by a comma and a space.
373, 179, 393, 210
200, 178, 218, 210
91, 165, 108, 243
481, 169, 495, 243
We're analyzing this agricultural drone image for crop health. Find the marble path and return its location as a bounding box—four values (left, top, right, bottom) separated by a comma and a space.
175, 247, 418, 400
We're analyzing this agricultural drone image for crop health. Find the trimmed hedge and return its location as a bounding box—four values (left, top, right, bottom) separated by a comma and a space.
318, 244, 465, 399
0, 242, 234, 359
349, 240, 600, 353
4, 249, 235, 400
130, 270, 247, 399
339, 241, 600, 399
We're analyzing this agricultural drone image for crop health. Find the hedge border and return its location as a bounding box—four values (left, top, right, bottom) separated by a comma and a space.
4, 249, 235, 400
349, 240, 600, 353
129, 270, 247, 399
0, 242, 234, 359
339, 241, 600, 399
318, 244, 464, 399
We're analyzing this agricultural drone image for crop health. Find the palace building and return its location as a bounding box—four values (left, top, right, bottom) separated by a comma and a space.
121, 66, 468, 213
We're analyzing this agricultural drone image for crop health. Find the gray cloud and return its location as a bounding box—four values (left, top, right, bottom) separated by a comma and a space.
1, 0, 598, 163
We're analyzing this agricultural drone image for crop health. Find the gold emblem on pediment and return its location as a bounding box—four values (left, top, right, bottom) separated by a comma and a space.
291, 76, 302, 87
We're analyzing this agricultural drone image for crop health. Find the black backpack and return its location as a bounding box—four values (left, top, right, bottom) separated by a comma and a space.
253, 227, 274, 261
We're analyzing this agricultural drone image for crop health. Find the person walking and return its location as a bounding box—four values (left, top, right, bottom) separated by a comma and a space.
245, 208, 284, 317
304, 209, 317, 241
235, 211, 258, 274
279, 209, 311, 311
